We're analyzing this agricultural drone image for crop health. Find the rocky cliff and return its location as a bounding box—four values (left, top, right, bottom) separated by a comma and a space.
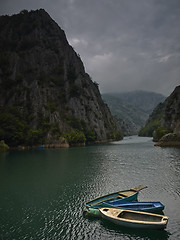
162, 86, 180, 134
139, 85, 180, 146
154, 85, 180, 146
138, 101, 165, 137
0, 9, 121, 147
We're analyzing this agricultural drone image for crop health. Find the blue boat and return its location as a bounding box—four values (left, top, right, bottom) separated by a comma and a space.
102, 201, 164, 213
86, 185, 147, 209
85, 201, 164, 217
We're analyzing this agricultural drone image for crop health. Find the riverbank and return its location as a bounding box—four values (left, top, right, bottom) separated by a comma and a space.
155, 141, 180, 147
154, 133, 180, 147
0, 140, 9, 151
3, 138, 120, 151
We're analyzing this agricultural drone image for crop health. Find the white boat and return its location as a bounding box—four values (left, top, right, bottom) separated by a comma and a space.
99, 208, 168, 230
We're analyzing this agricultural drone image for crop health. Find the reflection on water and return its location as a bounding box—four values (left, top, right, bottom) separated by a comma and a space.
0, 136, 180, 239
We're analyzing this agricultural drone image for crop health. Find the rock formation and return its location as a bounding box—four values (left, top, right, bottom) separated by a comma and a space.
139, 85, 180, 146
154, 85, 180, 146
0, 9, 121, 147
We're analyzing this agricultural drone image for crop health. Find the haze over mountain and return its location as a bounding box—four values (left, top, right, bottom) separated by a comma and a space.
102, 91, 166, 135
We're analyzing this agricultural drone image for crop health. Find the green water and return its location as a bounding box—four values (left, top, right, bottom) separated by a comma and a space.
0, 136, 180, 239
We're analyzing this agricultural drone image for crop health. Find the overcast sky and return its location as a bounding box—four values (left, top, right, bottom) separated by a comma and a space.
0, 0, 180, 96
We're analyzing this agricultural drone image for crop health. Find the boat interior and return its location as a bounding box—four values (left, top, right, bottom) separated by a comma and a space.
117, 211, 163, 222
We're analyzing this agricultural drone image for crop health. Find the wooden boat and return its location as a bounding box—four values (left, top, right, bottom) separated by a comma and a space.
102, 201, 165, 213
86, 185, 147, 209
99, 208, 168, 229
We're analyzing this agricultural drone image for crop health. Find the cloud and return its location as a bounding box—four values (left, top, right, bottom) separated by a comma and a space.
69, 38, 88, 47
0, 0, 180, 96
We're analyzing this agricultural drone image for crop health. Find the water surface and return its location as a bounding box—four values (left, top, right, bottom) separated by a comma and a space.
0, 136, 180, 239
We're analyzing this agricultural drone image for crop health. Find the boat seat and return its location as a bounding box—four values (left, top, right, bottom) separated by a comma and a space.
118, 193, 127, 198
118, 211, 125, 218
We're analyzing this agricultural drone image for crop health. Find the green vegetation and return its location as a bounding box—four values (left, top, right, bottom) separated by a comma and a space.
102, 92, 165, 136
0, 107, 27, 146
0, 106, 45, 146
138, 120, 161, 137
65, 115, 97, 143
0, 140, 9, 151
63, 130, 86, 145
153, 126, 172, 142
0, 9, 122, 148
0, 107, 99, 147
107, 132, 123, 140
138, 102, 165, 137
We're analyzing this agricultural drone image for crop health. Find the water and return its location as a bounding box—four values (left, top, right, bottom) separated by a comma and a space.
0, 136, 180, 240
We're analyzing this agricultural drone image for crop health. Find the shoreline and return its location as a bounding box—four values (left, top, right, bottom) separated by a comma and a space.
4, 138, 119, 151
154, 141, 180, 147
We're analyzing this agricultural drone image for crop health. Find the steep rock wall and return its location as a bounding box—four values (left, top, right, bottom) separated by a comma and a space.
0, 9, 121, 147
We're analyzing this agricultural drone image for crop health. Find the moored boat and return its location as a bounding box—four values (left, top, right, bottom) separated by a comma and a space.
99, 207, 168, 230
102, 201, 165, 213
86, 185, 147, 209
84, 201, 164, 217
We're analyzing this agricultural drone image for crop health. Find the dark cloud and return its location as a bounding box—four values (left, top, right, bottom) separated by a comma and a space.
0, 0, 180, 96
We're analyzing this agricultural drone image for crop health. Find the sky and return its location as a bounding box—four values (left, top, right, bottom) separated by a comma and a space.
0, 0, 180, 96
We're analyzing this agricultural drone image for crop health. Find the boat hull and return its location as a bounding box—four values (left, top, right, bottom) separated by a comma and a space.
85, 201, 164, 217
103, 201, 165, 213
86, 188, 142, 209
87, 192, 138, 208
99, 208, 168, 230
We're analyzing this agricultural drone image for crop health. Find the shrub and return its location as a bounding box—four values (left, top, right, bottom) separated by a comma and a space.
63, 130, 86, 145
0, 109, 27, 146
0, 140, 9, 151
66, 115, 83, 131
138, 120, 161, 137
153, 126, 172, 142
26, 129, 44, 146
84, 129, 97, 142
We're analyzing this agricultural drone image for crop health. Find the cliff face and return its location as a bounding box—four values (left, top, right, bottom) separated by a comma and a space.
162, 86, 180, 134
139, 85, 180, 146
138, 102, 165, 137
0, 9, 121, 147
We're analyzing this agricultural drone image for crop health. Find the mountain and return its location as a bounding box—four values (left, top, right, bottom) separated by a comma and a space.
139, 85, 180, 146
102, 91, 165, 135
112, 91, 166, 113
0, 9, 122, 148
162, 86, 180, 133
138, 102, 166, 137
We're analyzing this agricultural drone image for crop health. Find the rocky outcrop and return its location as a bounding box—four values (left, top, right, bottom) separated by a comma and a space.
162, 86, 180, 134
0, 9, 121, 147
154, 133, 180, 147
138, 102, 166, 137
154, 86, 180, 146
139, 85, 180, 146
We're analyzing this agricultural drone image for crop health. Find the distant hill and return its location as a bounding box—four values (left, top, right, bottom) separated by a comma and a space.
0, 9, 121, 147
102, 91, 166, 136
112, 91, 166, 114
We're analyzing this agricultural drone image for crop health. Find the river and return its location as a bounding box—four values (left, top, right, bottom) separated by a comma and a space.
0, 136, 180, 239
